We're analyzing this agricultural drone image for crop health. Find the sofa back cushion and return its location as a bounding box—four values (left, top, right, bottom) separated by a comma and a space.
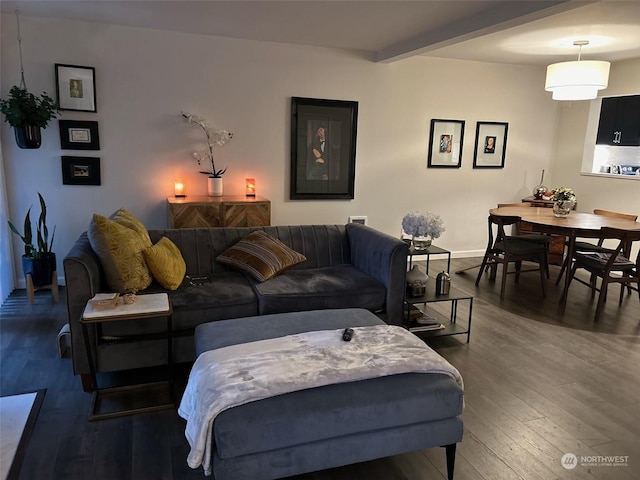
148, 225, 350, 275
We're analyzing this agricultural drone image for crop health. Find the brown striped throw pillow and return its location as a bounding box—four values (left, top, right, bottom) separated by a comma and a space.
216, 231, 306, 282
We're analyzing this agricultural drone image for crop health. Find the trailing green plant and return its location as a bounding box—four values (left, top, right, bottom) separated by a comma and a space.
0, 85, 59, 128
8, 192, 56, 258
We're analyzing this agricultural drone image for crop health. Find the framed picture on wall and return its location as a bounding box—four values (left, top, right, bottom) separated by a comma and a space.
55, 64, 97, 112
61, 156, 101, 185
473, 121, 508, 168
58, 120, 100, 150
290, 97, 358, 200
427, 119, 465, 168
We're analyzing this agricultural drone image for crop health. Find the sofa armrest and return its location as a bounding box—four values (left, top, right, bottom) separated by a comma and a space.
63, 232, 106, 381
346, 223, 408, 325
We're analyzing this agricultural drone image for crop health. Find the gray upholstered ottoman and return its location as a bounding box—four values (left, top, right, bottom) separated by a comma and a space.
192, 308, 463, 480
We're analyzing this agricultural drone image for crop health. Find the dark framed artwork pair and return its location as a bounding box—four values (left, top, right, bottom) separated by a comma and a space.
427, 119, 508, 169
290, 97, 358, 200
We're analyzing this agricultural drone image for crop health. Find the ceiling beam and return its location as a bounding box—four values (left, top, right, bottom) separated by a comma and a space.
375, 0, 595, 63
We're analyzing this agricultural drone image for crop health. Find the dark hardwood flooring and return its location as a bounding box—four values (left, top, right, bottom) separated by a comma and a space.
1, 257, 639, 479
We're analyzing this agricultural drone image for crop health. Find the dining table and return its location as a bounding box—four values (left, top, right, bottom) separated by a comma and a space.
489, 206, 640, 302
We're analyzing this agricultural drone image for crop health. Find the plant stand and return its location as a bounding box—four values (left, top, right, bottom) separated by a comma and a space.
26, 271, 59, 304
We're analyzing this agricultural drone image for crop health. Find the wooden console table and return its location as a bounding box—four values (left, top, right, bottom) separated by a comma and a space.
167, 195, 271, 228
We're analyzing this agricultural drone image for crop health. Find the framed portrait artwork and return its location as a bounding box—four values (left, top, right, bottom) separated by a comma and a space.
55, 64, 97, 112
290, 97, 358, 200
427, 119, 465, 168
61, 156, 101, 185
58, 120, 100, 150
473, 121, 508, 168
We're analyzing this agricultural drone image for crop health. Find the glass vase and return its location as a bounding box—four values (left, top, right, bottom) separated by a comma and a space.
553, 200, 575, 217
412, 235, 432, 251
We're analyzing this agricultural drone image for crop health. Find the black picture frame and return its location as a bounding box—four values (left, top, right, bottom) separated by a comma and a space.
58, 120, 100, 150
55, 64, 97, 112
290, 97, 358, 200
473, 121, 508, 169
61, 156, 101, 185
427, 119, 465, 168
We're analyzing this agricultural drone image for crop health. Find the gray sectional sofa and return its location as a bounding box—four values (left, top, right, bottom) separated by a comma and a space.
63, 223, 409, 391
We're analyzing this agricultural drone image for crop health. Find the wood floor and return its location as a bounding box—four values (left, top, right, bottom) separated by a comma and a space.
1, 257, 638, 480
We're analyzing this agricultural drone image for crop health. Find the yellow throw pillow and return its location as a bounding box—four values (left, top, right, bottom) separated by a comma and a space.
217, 231, 306, 282
143, 237, 186, 290
111, 208, 152, 248
88, 214, 153, 293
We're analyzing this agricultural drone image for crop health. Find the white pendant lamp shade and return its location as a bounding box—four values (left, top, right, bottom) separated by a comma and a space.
544, 40, 610, 101
545, 60, 610, 100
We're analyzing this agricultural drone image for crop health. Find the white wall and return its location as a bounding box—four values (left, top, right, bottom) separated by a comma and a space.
1, 14, 579, 287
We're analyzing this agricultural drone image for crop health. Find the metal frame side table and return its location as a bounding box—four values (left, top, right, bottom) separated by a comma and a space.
81, 293, 174, 421
404, 286, 473, 343
408, 244, 451, 275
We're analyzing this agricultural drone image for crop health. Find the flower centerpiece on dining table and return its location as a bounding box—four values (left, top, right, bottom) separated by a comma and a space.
401, 211, 445, 250
551, 187, 576, 217
181, 111, 234, 196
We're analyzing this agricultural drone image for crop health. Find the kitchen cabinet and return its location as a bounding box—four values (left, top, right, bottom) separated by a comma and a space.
596, 94, 640, 146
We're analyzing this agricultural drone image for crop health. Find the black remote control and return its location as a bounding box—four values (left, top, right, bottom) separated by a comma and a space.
342, 328, 354, 342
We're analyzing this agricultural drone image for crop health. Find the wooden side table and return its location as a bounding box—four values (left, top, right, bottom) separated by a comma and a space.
167, 195, 271, 228
81, 293, 173, 420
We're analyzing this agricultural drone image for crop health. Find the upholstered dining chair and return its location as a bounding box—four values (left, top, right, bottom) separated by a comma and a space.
496, 203, 552, 276
560, 227, 640, 322
476, 214, 549, 299
555, 209, 638, 285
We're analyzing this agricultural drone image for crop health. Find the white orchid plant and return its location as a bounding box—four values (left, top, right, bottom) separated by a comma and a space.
402, 211, 445, 239
181, 112, 233, 178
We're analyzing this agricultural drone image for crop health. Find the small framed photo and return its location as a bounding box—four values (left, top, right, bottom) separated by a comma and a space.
55, 64, 97, 112
59, 120, 100, 150
61, 156, 101, 185
427, 119, 465, 168
290, 97, 358, 200
473, 121, 508, 169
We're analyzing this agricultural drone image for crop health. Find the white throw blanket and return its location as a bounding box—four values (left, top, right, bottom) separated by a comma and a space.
178, 325, 464, 475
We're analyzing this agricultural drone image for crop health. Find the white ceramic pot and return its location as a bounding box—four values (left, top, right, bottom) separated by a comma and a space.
208, 177, 223, 197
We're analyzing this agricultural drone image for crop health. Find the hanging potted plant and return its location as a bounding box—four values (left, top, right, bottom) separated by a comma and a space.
8, 192, 57, 287
0, 85, 59, 149
0, 11, 59, 148
181, 111, 233, 196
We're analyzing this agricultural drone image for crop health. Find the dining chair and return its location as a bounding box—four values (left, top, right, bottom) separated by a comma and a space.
496, 203, 552, 275
476, 214, 549, 299
555, 209, 638, 285
560, 227, 640, 322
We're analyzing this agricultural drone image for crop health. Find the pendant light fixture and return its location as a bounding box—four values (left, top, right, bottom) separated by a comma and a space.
544, 40, 610, 101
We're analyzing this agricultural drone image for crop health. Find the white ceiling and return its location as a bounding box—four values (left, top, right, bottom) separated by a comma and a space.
2, 0, 640, 66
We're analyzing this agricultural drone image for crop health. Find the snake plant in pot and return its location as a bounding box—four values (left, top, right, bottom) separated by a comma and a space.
8, 192, 57, 286
0, 86, 59, 149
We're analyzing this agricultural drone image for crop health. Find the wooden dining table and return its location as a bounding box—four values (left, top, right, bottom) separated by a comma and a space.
489, 206, 640, 301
